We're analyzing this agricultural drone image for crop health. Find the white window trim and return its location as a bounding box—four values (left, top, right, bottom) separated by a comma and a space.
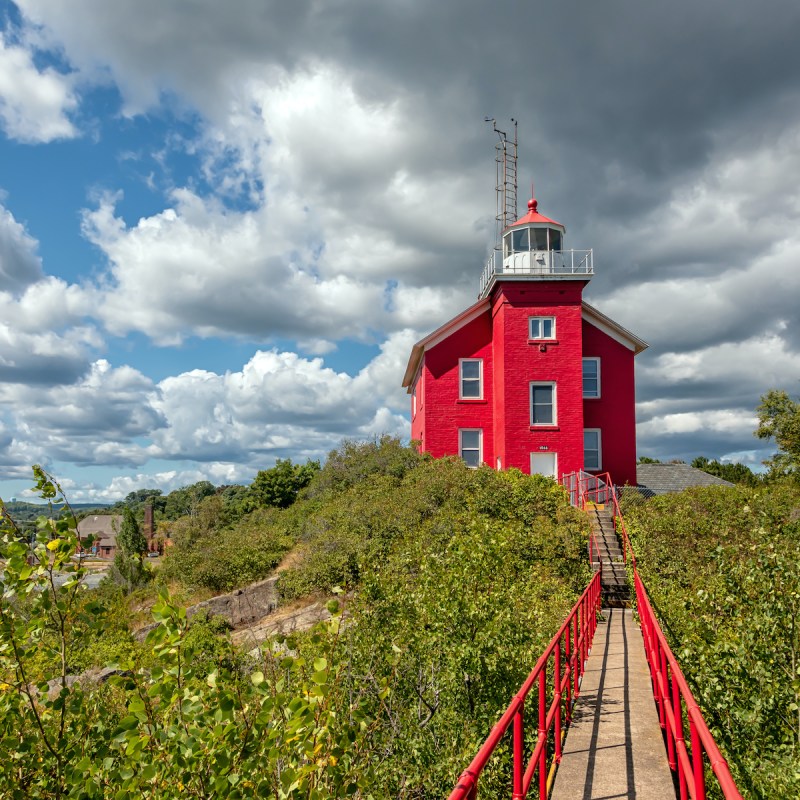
529, 316, 556, 340
583, 357, 601, 399
530, 382, 556, 426
459, 358, 483, 400
459, 428, 483, 468
584, 428, 602, 471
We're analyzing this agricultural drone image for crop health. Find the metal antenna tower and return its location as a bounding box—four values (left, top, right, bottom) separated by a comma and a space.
485, 117, 518, 248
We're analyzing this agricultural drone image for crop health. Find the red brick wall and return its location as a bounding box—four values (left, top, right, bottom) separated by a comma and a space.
409, 278, 640, 484
422, 311, 495, 465
491, 293, 506, 469
493, 283, 586, 475
582, 320, 638, 486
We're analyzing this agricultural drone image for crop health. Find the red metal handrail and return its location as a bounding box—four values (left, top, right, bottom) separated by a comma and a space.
447, 572, 602, 800
561, 470, 743, 799
635, 573, 742, 800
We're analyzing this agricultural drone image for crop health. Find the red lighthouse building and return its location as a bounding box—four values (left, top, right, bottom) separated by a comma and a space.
402, 196, 647, 486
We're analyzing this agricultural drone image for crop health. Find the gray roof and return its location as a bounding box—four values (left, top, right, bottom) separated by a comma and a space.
635, 464, 734, 497
77, 514, 121, 546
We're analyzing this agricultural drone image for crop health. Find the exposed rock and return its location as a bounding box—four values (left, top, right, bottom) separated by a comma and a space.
135, 575, 279, 641
232, 601, 334, 653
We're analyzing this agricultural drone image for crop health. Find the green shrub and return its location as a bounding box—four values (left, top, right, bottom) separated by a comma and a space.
625, 482, 800, 798
161, 503, 294, 592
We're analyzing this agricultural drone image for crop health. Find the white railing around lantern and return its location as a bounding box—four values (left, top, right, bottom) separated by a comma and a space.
479, 249, 594, 298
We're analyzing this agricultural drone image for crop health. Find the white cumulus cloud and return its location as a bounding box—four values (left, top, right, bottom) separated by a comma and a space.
0, 31, 77, 142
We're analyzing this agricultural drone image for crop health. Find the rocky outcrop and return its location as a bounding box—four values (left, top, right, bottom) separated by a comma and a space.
232, 601, 334, 652
134, 576, 279, 640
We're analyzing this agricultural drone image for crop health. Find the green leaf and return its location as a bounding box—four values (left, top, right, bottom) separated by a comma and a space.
250, 670, 264, 686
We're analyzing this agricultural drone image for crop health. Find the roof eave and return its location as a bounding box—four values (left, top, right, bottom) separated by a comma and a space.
582, 302, 649, 354
401, 298, 491, 388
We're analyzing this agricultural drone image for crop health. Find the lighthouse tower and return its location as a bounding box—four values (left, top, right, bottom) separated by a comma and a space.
402, 183, 647, 486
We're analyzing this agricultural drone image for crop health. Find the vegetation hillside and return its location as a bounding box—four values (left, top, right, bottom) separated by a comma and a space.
0, 442, 592, 798
623, 481, 800, 798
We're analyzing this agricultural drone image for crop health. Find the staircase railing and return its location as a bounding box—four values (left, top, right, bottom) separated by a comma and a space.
560, 471, 743, 800
447, 573, 601, 800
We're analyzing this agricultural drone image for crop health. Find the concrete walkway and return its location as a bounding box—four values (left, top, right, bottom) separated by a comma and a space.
550, 608, 677, 800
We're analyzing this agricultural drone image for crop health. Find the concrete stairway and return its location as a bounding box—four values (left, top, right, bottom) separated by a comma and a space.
587, 505, 630, 607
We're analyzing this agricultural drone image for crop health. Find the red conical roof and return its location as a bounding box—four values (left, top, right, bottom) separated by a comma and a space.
507, 197, 564, 230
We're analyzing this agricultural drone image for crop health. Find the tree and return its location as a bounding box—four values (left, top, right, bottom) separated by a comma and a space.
163, 480, 216, 520
117, 507, 148, 561
243, 458, 320, 511
110, 507, 149, 591
756, 389, 800, 477
691, 456, 760, 486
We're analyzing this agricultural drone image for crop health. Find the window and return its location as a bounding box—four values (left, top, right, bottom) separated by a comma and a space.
530, 382, 556, 426
412, 385, 417, 417
584, 429, 602, 471
511, 228, 529, 252
460, 358, 483, 399
532, 228, 548, 251
529, 316, 555, 340
583, 358, 600, 398
460, 429, 482, 468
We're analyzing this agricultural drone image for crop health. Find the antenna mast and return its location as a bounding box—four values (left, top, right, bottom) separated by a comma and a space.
485, 117, 518, 249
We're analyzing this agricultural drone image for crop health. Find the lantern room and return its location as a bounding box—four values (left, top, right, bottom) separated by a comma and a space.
478, 197, 594, 299
503, 197, 564, 255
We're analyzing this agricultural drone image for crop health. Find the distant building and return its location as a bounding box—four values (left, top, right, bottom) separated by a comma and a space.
634, 463, 734, 497
402, 196, 648, 486
77, 514, 122, 559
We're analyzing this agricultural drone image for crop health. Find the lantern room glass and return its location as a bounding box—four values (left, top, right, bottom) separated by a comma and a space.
503, 226, 562, 254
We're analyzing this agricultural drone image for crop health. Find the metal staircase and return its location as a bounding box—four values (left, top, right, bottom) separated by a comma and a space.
587, 505, 629, 607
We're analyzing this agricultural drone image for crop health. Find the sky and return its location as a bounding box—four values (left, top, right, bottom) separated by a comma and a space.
0, 0, 799, 502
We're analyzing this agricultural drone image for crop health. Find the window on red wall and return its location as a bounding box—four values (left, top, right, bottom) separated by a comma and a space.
459, 429, 482, 467
530, 382, 556, 425
529, 316, 556, 340
584, 429, 602, 470
460, 359, 483, 399
583, 358, 601, 398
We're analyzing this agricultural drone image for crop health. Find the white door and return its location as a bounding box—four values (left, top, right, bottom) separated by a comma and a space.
530, 452, 557, 478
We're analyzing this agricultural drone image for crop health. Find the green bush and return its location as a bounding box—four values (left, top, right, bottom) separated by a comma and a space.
160, 502, 295, 592
0, 473, 382, 798
624, 482, 800, 798
278, 457, 589, 602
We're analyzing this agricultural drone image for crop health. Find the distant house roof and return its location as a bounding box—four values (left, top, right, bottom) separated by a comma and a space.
635, 464, 734, 497
77, 514, 121, 547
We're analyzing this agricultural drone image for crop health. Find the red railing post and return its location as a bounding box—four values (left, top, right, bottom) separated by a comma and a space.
673, 667, 688, 800
554, 639, 563, 763
581, 593, 589, 669
538, 667, 547, 799
564, 621, 572, 723
513, 702, 524, 800
664, 659, 676, 770
573, 604, 580, 699
690, 716, 706, 800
